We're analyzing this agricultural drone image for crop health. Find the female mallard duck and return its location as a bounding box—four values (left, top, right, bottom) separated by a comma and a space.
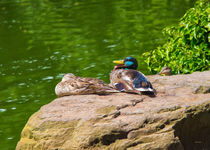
110, 56, 155, 95
158, 66, 172, 76
55, 73, 118, 97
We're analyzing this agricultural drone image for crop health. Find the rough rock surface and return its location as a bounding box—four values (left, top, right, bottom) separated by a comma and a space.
16, 71, 210, 150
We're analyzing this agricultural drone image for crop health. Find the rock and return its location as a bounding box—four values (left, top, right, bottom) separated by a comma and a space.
16, 71, 210, 150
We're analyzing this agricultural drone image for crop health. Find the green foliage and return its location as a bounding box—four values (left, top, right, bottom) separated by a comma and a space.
143, 0, 210, 74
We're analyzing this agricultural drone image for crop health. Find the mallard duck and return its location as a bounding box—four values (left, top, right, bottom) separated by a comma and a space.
110, 57, 155, 95
158, 66, 172, 76
55, 73, 118, 97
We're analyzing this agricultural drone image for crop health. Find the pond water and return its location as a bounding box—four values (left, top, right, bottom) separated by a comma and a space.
0, 0, 195, 149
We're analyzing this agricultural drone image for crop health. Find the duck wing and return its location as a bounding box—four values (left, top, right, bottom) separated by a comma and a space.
78, 77, 118, 94
128, 70, 154, 92
55, 78, 90, 96
55, 75, 118, 97
110, 69, 154, 94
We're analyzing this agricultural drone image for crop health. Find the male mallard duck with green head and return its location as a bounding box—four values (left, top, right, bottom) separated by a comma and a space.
110, 56, 155, 95
55, 73, 118, 97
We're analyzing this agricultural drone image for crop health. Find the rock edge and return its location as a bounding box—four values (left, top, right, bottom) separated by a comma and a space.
16, 71, 210, 150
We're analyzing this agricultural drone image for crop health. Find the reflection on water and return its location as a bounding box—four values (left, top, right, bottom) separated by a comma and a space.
0, 0, 195, 149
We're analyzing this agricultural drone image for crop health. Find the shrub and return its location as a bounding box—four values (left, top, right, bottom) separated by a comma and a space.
143, 0, 210, 74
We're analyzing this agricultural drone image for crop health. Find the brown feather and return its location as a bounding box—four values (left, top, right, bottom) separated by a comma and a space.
110, 69, 154, 94
55, 73, 119, 97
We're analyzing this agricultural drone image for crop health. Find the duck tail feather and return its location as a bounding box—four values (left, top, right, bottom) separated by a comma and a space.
105, 89, 120, 93
135, 87, 154, 92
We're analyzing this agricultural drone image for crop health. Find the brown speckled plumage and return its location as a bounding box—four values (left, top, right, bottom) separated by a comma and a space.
158, 66, 172, 76
55, 73, 118, 97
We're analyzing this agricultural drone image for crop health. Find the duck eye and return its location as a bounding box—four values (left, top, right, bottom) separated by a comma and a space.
125, 61, 134, 66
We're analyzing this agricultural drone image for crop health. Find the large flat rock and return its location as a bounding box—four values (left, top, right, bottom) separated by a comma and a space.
16, 71, 210, 150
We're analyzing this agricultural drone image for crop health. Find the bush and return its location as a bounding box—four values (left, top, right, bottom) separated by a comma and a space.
143, 0, 210, 74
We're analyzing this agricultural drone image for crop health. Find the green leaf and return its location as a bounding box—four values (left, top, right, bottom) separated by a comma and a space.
142, 0, 209, 74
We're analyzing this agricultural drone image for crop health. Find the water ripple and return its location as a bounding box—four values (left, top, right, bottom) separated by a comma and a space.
0, 109, 6, 112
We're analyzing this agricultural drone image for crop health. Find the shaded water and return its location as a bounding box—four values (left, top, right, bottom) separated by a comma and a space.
0, 0, 195, 149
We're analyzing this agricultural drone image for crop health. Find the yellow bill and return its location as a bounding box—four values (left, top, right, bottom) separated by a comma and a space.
113, 60, 124, 64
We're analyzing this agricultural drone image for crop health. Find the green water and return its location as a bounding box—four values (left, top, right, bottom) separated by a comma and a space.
0, 0, 195, 149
